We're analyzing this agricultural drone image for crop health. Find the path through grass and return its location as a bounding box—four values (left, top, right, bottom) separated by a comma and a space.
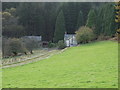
2, 41, 118, 88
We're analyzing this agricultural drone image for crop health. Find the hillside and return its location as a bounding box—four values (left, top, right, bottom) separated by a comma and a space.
2, 41, 118, 88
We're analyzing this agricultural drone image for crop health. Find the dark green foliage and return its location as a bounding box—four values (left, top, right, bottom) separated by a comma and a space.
95, 3, 116, 36
54, 10, 66, 43
2, 2, 115, 42
48, 42, 56, 48
63, 2, 78, 34
86, 9, 96, 30
103, 3, 116, 36
3, 25, 25, 38
63, 2, 92, 34
76, 2, 92, 25
2, 2, 95, 41
75, 26, 95, 44
2, 2, 20, 11
17, 3, 43, 36
2, 8, 25, 38
76, 11, 84, 30
17, 2, 63, 41
58, 40, 66, 49
42, 3, 63, 41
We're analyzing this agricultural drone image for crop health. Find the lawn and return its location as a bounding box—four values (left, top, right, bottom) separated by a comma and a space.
2, 41, 118, 88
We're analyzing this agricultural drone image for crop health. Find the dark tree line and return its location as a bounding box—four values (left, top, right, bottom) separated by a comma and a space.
2, 2, 117, 42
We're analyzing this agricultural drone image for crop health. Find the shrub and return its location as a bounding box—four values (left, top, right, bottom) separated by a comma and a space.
58, 40, 66, 49
48, 42, 56, 48
75, 26, 95, 44
2, 38, 27, 57
21, 38, 39, 54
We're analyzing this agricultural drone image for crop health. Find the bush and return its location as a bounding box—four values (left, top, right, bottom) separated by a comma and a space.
57, 40, 66, 49
75, 26, 95, 44
21, 38, 40, 54
48, 42, 56, 48
2, 38, 27, 57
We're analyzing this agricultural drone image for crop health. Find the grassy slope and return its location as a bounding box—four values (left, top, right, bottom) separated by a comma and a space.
2, 41, 118, 88
0, 71, 1, 88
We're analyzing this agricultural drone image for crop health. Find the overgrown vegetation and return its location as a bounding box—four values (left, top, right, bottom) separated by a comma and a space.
75, 26, 95, 44
2, 37, 42, 57
48, 42, 56, 48
2, 38, 26, 57
58, 40, 66, 49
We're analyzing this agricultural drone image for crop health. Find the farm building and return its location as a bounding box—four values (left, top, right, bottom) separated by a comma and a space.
21, 36, 42, 47
21, 36, 42, 42
21, 36, 48, 48
64, 32, 77, 47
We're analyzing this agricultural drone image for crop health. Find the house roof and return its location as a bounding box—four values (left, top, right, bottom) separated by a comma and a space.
21, 36, 42, 41
64, 34, 76, 40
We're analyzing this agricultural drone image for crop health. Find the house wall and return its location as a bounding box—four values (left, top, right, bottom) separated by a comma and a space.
64, 34, 77, 47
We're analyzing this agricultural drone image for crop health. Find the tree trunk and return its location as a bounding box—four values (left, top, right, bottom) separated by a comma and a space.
30, 50, 33, 54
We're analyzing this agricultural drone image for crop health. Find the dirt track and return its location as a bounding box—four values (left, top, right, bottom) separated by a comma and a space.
2, 49, 60, 69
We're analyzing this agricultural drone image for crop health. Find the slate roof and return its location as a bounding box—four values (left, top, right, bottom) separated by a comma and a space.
64, 34, 76, 40
21, 36, 42, 41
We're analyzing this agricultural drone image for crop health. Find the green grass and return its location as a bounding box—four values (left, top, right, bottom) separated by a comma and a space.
0, 68, 2, 89
2, 41, 118, 88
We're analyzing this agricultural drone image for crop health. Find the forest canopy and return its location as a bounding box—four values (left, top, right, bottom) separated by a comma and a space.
2, 2, 117, 42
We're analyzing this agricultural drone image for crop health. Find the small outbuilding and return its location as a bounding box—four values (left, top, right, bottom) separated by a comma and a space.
21, 36, 42, 42
21, 36, 42, 47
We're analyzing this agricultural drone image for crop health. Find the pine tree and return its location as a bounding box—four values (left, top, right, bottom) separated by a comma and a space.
103, 3, 116, 36
95, 6, 104, 35
63, 2, 78, 34
96, 3, 116, 36
76, 11, 84, 30
54, 10, 66, 43
86, 9, 96, 30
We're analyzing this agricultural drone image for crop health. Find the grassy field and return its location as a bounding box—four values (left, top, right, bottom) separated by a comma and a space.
0, 51, 2, 89
2, 41, 118, 88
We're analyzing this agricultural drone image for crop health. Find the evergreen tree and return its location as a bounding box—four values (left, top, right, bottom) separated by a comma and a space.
63, 2, 78, 34
103, 3, 116, 36
86, 9, 96, 30
17, 2, 63, 41
96, 3, 116, 36
42, 2, 63, 41
2, 2, 20, 11
95, 6, 104, 35
76, 11, 84, 30
77, 2, 92, 25
54, 10, 66, 43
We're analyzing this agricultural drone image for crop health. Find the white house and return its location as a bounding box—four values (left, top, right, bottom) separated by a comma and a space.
64, 33, 77, 47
